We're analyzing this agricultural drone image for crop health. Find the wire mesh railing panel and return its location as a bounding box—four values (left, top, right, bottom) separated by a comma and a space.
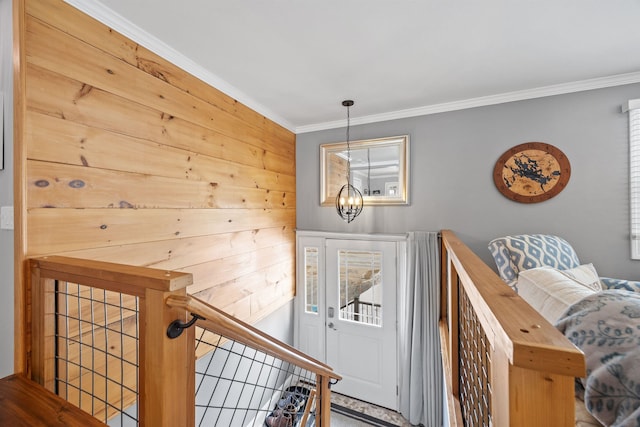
195, 328, 319, 427
55, 281, 139, 427
458, 282, 492, 427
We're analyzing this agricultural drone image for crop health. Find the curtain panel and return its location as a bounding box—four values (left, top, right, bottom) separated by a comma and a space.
399, 231, 442, 426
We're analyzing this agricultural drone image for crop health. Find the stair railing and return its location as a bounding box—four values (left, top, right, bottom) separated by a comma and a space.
166, 295, 340, 426
27, 256, 340, 426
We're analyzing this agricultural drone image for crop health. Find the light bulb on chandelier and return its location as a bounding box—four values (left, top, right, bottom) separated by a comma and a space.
335, 100, 363, 223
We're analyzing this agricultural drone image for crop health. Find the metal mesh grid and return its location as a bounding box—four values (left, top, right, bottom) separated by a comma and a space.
55, 281, 139, 426
458, 283, 492, 427
195, 327, 319, 427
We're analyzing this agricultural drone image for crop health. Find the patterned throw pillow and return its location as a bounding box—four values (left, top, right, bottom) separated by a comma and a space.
516, 264, 601, 324
488, 239, 518, 287
488, 234, 581, 291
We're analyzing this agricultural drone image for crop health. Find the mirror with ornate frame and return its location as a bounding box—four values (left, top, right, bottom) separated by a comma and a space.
320, 135, 409, 206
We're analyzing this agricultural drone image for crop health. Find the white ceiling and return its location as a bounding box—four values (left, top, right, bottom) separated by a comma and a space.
70, 0, 640, 133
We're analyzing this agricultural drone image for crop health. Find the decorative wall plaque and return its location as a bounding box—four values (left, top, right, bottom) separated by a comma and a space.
493, 142, 571, 203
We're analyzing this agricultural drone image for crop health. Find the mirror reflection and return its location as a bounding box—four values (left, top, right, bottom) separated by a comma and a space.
320, 135, 409, 206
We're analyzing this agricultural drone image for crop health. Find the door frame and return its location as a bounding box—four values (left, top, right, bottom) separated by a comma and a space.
294, 230, 407, 410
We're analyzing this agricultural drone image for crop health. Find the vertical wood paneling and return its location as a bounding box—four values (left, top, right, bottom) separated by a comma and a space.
15, 0, 296, 368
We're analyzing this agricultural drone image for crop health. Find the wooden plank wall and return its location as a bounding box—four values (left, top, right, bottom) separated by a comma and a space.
15, 0, 296, 361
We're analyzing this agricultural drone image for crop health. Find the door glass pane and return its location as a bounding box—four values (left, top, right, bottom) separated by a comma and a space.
304, 247, 319, 314
338, 250, 382, 326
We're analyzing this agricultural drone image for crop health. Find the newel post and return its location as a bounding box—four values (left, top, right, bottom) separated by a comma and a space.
139, 287, 195, 427
317, 375, 332, 427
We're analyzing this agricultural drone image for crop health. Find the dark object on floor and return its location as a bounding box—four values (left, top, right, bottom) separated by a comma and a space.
265, 385, 311, 427
265, 407, 294, 427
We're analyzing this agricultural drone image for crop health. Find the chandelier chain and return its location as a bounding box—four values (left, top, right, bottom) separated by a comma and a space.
346, 103, 351, 186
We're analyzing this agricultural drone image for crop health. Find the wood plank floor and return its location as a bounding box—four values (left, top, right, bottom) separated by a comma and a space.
0, 374, 107, 426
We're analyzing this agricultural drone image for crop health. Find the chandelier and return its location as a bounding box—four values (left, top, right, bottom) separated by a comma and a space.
335, 100, 363, 223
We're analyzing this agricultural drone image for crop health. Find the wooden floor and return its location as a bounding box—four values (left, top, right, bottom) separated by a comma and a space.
0, 374, 106, 426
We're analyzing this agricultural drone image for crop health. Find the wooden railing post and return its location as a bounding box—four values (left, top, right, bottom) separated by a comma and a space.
317, 374, 331, 427
139, 287, 195, 427
29, 261, 56, 392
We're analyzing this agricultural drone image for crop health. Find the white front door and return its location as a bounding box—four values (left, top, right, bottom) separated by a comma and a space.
325, 239, 397, 410
295, 234, 399, 410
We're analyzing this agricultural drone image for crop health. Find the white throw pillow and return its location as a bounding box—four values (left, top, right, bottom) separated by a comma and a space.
516, 264, 602, 324
556, 263, 603, 292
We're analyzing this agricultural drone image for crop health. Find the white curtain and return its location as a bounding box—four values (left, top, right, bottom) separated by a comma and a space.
399, 231, 442, 426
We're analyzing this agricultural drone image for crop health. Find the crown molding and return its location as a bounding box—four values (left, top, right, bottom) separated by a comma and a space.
63, 0, 296, 132
63, 1, 640, 136
296, 71, 640, 134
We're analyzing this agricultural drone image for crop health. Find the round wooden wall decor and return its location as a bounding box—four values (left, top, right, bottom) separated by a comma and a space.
493, 142, 571, 203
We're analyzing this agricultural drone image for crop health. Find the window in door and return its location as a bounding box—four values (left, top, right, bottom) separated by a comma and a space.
337, 249, 383, 326
304, 247, 319, 314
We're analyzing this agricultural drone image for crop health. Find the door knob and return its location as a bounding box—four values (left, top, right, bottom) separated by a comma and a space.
328, 322, 336, 330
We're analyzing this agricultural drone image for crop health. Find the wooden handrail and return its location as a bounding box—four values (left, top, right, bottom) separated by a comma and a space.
30, 256, 193, 296
166, 294, 341, 381
440, 230, 584, 377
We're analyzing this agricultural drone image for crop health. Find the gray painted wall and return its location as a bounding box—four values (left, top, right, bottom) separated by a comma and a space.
0, 0, 14, 377
297, 83, 640, 281
256, 300, 295, 345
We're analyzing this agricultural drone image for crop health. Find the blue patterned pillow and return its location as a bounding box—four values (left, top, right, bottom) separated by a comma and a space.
488, 235, 581, 290
488, 239, 518, 287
